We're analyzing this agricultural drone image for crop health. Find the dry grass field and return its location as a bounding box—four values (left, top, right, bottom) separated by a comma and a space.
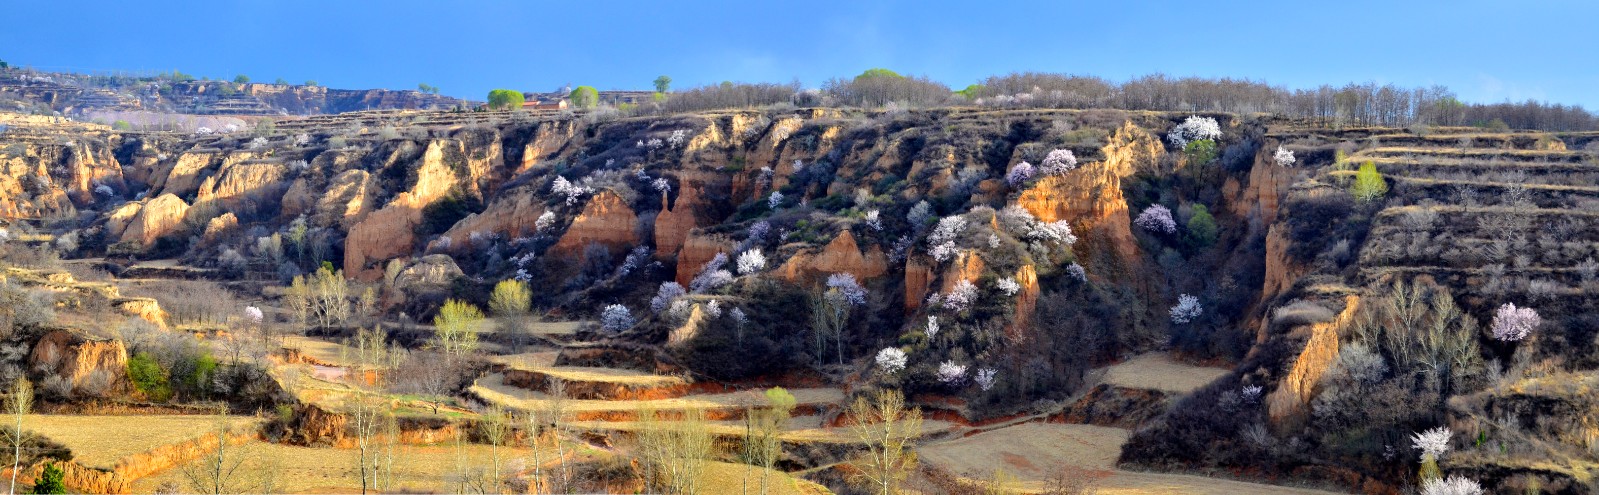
470, 373, 844, 414
489, 353, 687, 388
129, 441, 537, 493
918, 422, 1348, 495
700, 461, 832, 495
1100, 353, 1229, 394
24, 414, 259, 470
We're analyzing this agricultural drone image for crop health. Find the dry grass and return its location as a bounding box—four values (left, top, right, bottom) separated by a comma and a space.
569, 416, 958, 444
24, 414, 259, 470
700, 461, 831, 495
129, 441, 538, 493
919, 422, 1346, 495
490, 353, 686, 387
1100, 353, 1228, 394
282, 335, 363, 367
471, 373, 843, 414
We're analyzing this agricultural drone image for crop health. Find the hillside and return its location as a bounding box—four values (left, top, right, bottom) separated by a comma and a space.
2, 101, 1598, 494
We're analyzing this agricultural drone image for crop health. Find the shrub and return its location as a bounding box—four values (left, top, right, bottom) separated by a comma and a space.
32, 462, 64, 494
126, 352, 173, 402
876, 347, 907, 375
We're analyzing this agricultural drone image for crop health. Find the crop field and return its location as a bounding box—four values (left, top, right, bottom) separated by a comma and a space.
1099, 353, 1229, 394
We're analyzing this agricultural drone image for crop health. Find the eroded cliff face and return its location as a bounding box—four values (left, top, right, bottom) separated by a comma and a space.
117, 193, 189, 247
28, 329, 129, 396
551, 191, 639, 260
1017, 121, 1162, 264
775, 230, 888, 283
345, 139, 484, 281
1265, 295, 1360, 427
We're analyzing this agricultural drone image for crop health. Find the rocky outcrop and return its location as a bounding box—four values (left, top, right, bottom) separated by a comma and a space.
1017, 121, 1161, 262
1266, 295, 1360, 427
904, 258, 934, 312
196, 160, 288, 213
113, 297, 167, 328
1012, 264, 1040, 331
283, 169, 376, 229
551, 191, 639, 259
1259, 224, 1304, 310
201, 212, 238, 244
118, 193, 190, 247
28, 330, 129, 397
674, 234, 733, 286
441, 190, 545, 249
344, 140, 466, 281
654, 178, 712, 256
775, 230, 889, 283
519, 119, 579, 173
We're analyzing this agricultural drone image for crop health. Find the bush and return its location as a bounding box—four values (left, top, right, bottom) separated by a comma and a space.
32, 462, 64, 494
126, 352, 173, 402
656, 82, 798, 113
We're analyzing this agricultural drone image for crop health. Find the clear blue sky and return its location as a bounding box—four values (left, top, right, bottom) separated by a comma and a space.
4, 0, 1597, 108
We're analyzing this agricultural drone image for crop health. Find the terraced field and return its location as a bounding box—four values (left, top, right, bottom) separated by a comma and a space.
25, 414, 260, 470
469, 372, 844, 421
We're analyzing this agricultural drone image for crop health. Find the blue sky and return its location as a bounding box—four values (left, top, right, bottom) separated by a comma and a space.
4, 0, 1597, 108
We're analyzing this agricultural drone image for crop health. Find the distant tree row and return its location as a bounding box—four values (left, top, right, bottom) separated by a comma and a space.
627, 70, 1597, 131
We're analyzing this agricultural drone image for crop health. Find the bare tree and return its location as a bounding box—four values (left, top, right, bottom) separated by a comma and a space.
638, 406, 713, 494
349, 398, 395, 494
848, 389, 923, 495
479, 406, 511, 493
181, 405, 267, 494
5, 378, 30, 495
744, 387, 796, 495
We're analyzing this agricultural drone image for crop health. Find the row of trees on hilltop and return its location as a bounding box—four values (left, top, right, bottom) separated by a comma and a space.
510, 69, 1595, 131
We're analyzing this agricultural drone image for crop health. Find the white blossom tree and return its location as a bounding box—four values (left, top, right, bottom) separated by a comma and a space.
942, 279, 979, 313
650, 282, 687, 313
1134, 205, 1178, 234
1273, 146, 1296, 167
995, 278, 1021, 297
936, 361, 967, 385
875, 348, 907, 375
1490, 303, 1540, 342
1039, 149, 1077, 175
1006, 161, 1035, 186
1169, 294, 1202, 324
865, 210, 883, 231
1419, 476, 1483, 495
768, 191, 785, 209
535, 211, 556, 232
928, 216, 968, 263
600, 304, 633, 332
736, 249, 767, 275
974, 368, 997, 391
1166, 115, 1222, 149
924, 316, 939, 340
